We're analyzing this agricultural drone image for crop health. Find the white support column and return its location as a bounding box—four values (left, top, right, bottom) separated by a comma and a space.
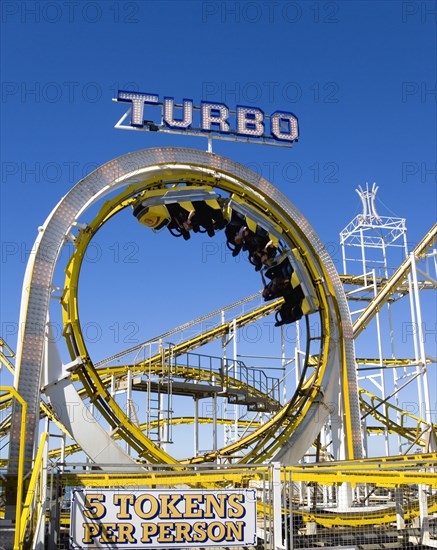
60, 432, 66, 474
419, 484, 430, 546
212, 375, 218, 452
382, 242, 403, 454
405, 237, 424, 420
272, 462, 284, 550
337, 483, 353, 511
232, 319, 239, 442
194, 397, 199, 457
359, 226, 367, 285
221, 310, 228, 446
395, 487, 405, 530
341, 236, 347, 275
373, 268, 390, 456
411, 253, 435, 451
126, 368, 132, 455
294, 320, 301, 390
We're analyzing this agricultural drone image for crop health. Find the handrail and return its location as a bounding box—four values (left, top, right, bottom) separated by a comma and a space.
95, 292, 264, 367
0, 387, 26, 550
15, 432, 48, 550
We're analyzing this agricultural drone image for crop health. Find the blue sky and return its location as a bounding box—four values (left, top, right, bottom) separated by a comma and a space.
1, 1, 436, 457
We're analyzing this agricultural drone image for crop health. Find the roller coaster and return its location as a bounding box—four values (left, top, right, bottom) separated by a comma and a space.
0, 148, 436, 549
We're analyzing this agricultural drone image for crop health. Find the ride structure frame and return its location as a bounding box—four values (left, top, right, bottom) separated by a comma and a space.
7, 147, 362, 490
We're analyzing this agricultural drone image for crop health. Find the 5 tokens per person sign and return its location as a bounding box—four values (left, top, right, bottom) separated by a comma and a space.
70, 488, 257, 548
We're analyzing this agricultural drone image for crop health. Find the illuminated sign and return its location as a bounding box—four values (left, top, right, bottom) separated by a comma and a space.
114, 90, 298, 147
70, 488, 257, 548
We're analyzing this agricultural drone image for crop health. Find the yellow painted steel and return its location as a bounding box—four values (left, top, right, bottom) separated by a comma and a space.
0, 336, 15, 374
7, 334, 429, 457
0, 344, 73, 440
353, 223, 437, 337
1, 454, 430, 529
53, 479, 437, 528
340, 274, 387, 287
15, 432, 48, 550
0, 397, 72, 441
61, 177, 334, 465
0, 388, 27, 550
298, 499, 437, 527
359, 387, 437, 447
47, 417, 262, 459
2, 171, 436, 534
0, 337, 15, 374
356, 357, 431, 367
93, 338, 281, 388
105, 362, 273, 392
294, 451, 437, 469
340, 274, 435, 291
60, 464, 437, 489
257, 492, 437, 527
83, 359, 437, 454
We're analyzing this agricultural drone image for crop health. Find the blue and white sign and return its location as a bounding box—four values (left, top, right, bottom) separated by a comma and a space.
114, 90, 299, 147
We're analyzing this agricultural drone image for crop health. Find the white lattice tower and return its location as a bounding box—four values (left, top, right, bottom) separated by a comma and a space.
339, 183, 435, 456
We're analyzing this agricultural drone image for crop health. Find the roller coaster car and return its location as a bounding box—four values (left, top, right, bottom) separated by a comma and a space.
262, 252, 320, 327
224, 198, 280, 269
262, 256, 294, 300
224, 209, 250, 257
274, 289, 305, 327
132, 186, 226, 240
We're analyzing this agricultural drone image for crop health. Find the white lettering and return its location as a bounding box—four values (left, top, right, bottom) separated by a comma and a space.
201, 102, 230, 132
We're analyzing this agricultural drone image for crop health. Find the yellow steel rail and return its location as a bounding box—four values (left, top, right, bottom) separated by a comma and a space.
92, 314, 282, 380
355, 357, 431, 367
257, 492, 437, 528
61, 177, 333, 466
0, 337, 15, 374
0, 348, 72, 440
4, 352, 432, 453
93, 351, 433, 459
58, 220, 435, 464
359, 387, 437, 447
2, 315, 433, 463
47, 417, 262, 459
67, 300, 284, 463
60, 463, 437, 488
340, 274, 387, 287
0, 398, 72, 440
353, 223, 437, 337
0, 388, 27, 550
15, 487, 437, 529
296, 451, 437, 470
299, 499, 437, 527
96, 359, 281, 416
0, 388, 26, 549
15, 432, 48, 550
43, 380, 436, 460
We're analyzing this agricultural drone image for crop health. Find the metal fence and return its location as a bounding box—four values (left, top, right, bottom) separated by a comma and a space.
3, 456, 437, 549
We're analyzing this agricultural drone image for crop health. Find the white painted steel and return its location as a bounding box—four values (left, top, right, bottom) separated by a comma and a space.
9, 148, 362, 474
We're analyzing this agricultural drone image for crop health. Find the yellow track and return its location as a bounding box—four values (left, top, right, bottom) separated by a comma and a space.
61, 177, 336, 465
2, 216, 436, 454
2, 153, 435, 541
44, 417, 262, 460
1, 219, 436, 532
353, 223, 437, 337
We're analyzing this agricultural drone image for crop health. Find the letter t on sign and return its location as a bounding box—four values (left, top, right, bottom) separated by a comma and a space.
117, 91, 159, 127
